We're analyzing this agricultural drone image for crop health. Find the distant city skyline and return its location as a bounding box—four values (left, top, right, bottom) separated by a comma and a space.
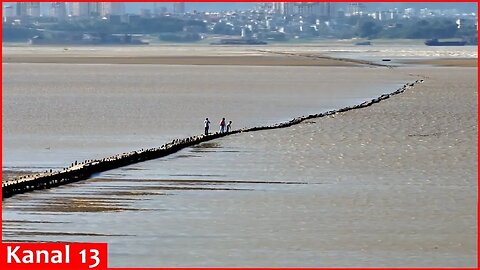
2, 2, 478, 16
3, 2, 478, 45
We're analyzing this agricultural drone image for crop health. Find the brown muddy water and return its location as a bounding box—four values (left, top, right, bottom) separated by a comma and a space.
2, 51, 476, 267
3, 63, 407, 170
3, 122, 476, 267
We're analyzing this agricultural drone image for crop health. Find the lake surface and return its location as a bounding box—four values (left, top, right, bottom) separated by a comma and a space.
2, 45, 476, 267
3, 63, 408, 170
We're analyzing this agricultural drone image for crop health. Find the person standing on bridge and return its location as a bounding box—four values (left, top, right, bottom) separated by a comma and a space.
219, 118, 226, 133
226, 121, 232, 133
204, 118, 211, 135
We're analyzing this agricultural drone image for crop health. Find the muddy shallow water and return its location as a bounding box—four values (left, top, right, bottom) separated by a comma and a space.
2, 46, 476, 267
3, 63, 408, 171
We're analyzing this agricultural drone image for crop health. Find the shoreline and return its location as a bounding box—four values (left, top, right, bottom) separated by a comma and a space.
3, 54, 476, 67
2, 78, 423, 199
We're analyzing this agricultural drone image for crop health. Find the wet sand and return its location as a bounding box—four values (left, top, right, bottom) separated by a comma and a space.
2, 45, 355, 66
3, 55, 359, 66
4, 44, 477, 66
400, 58, 477, 67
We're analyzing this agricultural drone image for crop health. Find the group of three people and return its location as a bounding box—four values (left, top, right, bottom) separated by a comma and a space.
204, 117, 232, 135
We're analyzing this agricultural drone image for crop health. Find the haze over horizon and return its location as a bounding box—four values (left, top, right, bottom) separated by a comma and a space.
127, 2, 477, 13
5, 2, 477, 15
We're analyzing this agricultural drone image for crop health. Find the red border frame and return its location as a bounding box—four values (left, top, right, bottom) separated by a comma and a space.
1, 1, 478, 269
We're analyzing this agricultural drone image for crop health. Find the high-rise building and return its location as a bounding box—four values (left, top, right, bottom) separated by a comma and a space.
273, 2, 295, 15
284, 3, 295, 15
27, 2, 40, 17
173, 3, 185, 14
272, 2, 284, 14
70, 2, 101, 17
294, 3, 321, 17
70, 2, 89, 17
319, 3, 336, 19
15, 2, 41, 17
256, 3, 273, 13
273, 2, 335, 18
99, 2, 125, 16
347, 3, 366, 16
50, 2, 67, 20
16, 2, 28, 17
